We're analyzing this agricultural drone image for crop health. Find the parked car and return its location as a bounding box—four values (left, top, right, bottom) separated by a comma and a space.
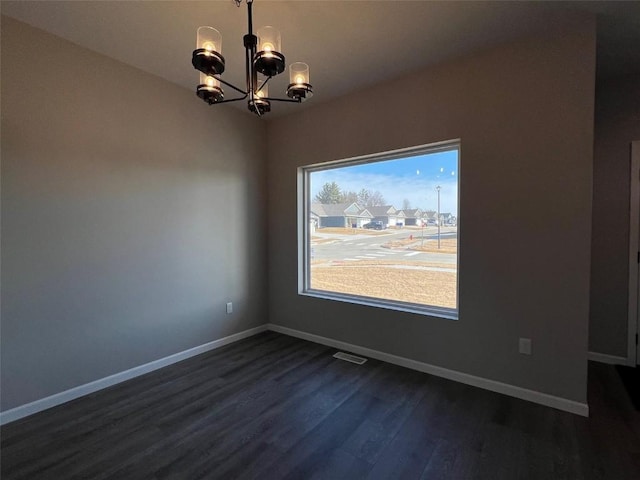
363, 221, 385, 230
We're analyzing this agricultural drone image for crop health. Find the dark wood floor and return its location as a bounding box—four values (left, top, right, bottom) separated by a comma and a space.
2, 331, 639, 479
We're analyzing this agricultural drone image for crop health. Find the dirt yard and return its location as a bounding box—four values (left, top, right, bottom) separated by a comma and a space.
409, 238, 458, 254
310, 264, 457, 309
382, 237, 457, 254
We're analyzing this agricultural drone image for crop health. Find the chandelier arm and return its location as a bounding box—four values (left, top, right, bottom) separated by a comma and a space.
263, 97, 302, 104
211, 97, 249, 105
214, 75, 248, 96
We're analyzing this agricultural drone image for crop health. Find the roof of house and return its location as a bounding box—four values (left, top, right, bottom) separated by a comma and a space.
311, 202, 371, 218
368, 205, 403, 217
401, 209, 423, 218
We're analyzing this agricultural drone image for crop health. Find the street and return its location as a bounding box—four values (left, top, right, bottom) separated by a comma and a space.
311, 227, 457, 265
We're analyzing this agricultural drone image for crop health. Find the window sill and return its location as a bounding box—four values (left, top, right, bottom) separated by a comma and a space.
300, 289, 459, 321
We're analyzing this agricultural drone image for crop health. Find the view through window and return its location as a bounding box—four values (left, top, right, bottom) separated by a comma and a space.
301, 143, 459, 316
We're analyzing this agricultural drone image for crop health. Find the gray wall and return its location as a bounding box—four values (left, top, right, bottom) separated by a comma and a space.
589, 74, 640, 357
1, 17, 267, 411
267, 19, 596, 403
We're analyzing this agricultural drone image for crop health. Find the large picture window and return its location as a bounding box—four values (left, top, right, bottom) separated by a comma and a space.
299, 141, 459, 318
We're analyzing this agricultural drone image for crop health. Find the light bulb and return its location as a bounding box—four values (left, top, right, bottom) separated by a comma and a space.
203, 42, 215, 52
295, 75, 305, 85
199, 72, 219, 89
263, 43, 274, 52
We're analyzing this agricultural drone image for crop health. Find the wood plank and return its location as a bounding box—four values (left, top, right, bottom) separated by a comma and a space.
1, 334, 639, 479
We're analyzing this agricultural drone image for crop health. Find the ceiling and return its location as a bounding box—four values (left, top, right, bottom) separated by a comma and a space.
2, 1, 639, 119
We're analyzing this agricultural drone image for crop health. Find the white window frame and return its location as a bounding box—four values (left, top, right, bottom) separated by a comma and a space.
297, 139, 460, 320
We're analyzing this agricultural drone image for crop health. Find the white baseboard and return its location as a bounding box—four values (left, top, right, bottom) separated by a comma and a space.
0, 325, 268, 425
267, 323, 589, 417
588, 351, 628, 365
2, 323, 591, 424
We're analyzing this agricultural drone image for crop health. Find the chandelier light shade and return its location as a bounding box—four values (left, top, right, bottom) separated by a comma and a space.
193, 26, 225, 76
197, 26, 222, 54
255, 26, 284, 77
249, 78, 270, 115
191, 0, 313, 117
197, 72, 224, 104
287, 62, 313, 101
256, 82, 268, 98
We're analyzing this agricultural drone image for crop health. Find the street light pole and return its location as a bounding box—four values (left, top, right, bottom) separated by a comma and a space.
436, 185, 441, 249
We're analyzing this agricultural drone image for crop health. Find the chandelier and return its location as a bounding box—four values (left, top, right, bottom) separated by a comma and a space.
191, 0, 313, 117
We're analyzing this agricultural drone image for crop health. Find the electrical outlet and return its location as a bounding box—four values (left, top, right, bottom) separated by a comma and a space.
519, 338, 532, 355
226, 302, 233, 314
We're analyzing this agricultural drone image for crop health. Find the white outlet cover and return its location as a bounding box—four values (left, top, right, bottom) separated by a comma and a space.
226, 302, 233, 314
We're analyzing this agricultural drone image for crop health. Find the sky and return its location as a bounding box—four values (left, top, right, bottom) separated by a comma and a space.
310, 149, 459, 214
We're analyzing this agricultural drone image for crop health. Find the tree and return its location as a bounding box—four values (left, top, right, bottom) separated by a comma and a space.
402, 198, 412, 210
356, 188, 386, 207
314, 182, 343, 204
341, 190, 359, 204
314, 184, 386, 206
357, 188, 371, 206
368, 190, 386, 207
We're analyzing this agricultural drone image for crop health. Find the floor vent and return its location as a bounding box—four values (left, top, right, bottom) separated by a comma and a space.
333, 351, 367, 365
